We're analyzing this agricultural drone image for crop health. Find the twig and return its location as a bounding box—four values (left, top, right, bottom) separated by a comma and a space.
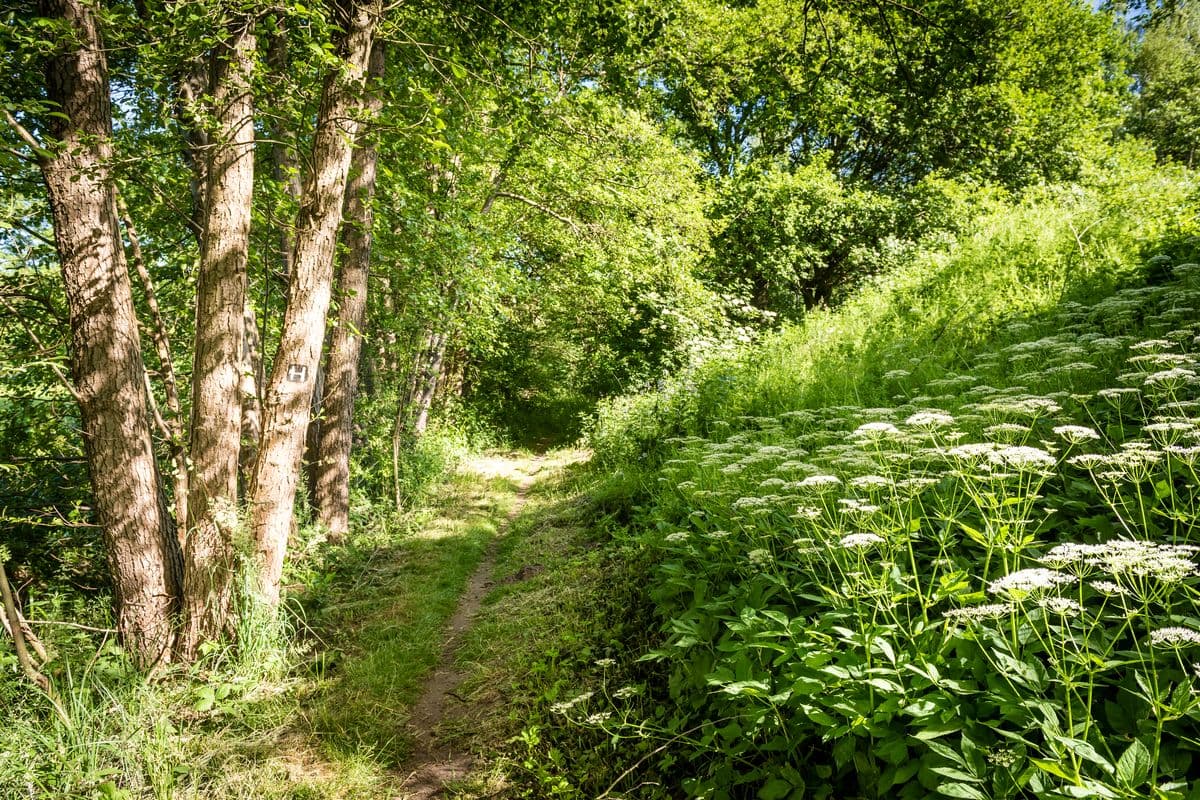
2, 109, 45, 157
24, 619, 118, 634
596, 718, 736, 799
490, 191, 582, 234
0, 560, 70, 725
0, 295, 81, 403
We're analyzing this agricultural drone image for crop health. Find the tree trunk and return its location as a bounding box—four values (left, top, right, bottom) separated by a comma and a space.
313, 42, 385, 538
36, 0, 181, 669
179, 24, 257, 658
392, 333, 428, 508
248, 0, 381, 606
413, 331, 449, 436
303, 361, 326, 511
240, 302, 264, 490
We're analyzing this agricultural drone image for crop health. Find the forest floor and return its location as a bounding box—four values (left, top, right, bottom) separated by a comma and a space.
2, 448, 613, 799
270, 447, 599, 799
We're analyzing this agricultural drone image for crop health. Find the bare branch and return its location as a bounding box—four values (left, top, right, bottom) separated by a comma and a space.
0, 560, 69, 725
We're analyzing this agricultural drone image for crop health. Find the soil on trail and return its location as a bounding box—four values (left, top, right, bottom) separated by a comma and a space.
399, 454, 543, 799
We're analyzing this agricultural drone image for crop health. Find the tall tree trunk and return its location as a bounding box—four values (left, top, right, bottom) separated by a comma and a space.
303, 362, 326, 511
412, 331, 449, 436
179, 23, 257, 658
313, 42, 385, 538
392, 333, 428, 508
248, 0, 381, 606
240, 302, 264, 490
35, 0, 181, 668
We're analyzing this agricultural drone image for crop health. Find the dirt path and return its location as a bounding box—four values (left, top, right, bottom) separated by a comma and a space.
398, 455, 542, 799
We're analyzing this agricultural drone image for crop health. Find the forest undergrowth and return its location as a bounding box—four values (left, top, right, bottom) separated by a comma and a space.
558, 179, 1200, 798
0, 448, 564, 799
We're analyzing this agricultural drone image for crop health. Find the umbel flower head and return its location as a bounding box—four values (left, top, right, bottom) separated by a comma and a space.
1150, 627, 1200, 648
988, 568, 1076, 598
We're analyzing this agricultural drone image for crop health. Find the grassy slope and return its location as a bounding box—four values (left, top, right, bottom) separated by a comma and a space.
576, 163, 1200, 797
590, 161, 1199, 460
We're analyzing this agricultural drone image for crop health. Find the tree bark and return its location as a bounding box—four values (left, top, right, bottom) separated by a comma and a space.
179, 23, 257, 658
239, 302, 264, 490
36, 0, 182, 669
412, 331, 449, 436
313, 42, 385, 538
248, 0, 381, 606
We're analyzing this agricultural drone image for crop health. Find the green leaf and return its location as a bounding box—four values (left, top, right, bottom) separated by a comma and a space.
1057, 737, 1113, 773
192, 685, 215, 712
931, 766, 981, 783
923, 739, 968, 767
1115, 739, 1151, 787
758, 777, 793, 799
936, 782, 988, 799
1030, 758, 1074, 781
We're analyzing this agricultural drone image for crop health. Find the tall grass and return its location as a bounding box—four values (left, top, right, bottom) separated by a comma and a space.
588, 154, 1199, 462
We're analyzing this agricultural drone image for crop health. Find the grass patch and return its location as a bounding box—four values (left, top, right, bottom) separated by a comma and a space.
437, 450, 667, 798
0, 454, 536, 799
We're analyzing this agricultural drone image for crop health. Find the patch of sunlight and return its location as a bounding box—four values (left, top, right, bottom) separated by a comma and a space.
461, 448, 589, 482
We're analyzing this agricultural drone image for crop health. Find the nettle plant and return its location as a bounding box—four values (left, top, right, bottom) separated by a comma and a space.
558, 263, 1200, 799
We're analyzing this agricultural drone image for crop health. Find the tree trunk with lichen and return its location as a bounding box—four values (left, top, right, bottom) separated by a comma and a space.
313, 42, 385, 538
248, 0, 381, 606
36, 0, 182, 669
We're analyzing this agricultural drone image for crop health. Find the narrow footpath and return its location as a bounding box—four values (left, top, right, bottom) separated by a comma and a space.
398, 454, 544, 799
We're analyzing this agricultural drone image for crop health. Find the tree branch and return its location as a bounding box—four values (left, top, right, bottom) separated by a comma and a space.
0, 559, 69, 725
2, 109, 45, 159
0, 296, 82, 403
491, 190, 581, 234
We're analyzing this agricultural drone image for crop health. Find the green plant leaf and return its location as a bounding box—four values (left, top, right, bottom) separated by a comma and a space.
936, 782, 988, 799
1115, 739, 1151, 787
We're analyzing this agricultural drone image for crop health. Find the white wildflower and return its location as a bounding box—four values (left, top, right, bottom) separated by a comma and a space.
1053, 425, 1101, 444
796, 475, 842, 490
1145, 368, 1198, 390
839, 532, 885, 550
906, 411, 956, 428
992, 445, 1056, 472
850, 475, 892, 490
943, 603, 1014, 622
793, 506, 822, 520
1150, 627, 1200, 648
988, 568, 1076, 597
1038, 596, 1082, 616
852, 422, 903, 439
1131, 339, 1173, 352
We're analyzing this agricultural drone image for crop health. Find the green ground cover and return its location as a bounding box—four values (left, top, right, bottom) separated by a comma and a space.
572, 170, 1200, 798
